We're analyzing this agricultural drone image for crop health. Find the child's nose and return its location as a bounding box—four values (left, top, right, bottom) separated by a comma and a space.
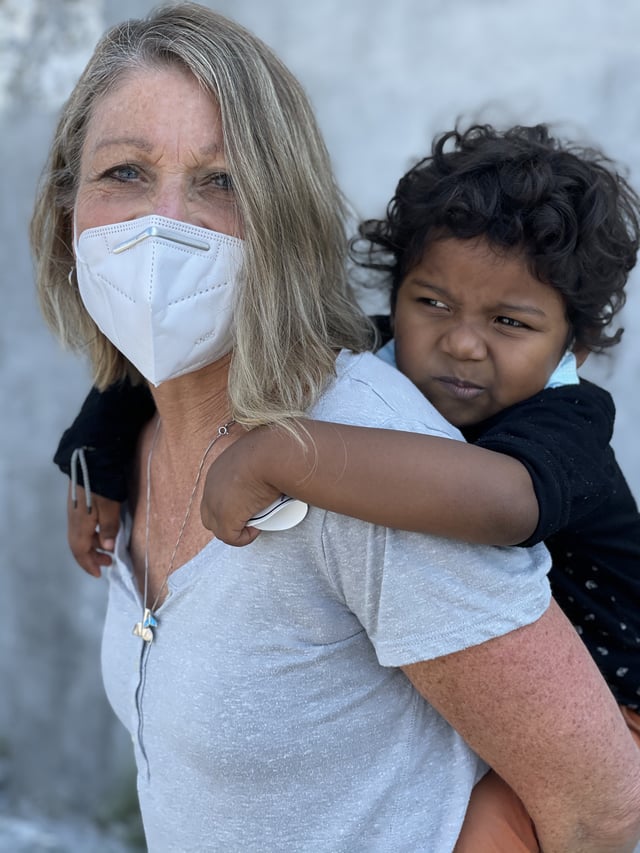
441, 322, 487, 360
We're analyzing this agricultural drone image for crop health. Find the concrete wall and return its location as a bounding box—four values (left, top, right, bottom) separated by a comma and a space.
1, 0, 639, 836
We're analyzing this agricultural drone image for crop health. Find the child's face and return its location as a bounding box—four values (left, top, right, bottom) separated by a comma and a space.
393, 237, 572, 428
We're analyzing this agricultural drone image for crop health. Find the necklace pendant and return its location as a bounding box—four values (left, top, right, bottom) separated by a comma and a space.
138, 417, 235, 648
133, 608, 158, 643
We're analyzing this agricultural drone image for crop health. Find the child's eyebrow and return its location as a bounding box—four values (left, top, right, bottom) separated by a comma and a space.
411, 279, 550, 319
409, 277, 446, 294
495, 302, 548, 318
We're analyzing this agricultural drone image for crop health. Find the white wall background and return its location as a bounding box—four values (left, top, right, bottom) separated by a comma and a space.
1, 0, 639, 846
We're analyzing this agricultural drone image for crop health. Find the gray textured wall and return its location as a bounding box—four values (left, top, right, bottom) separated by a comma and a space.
2, 0, 640, 844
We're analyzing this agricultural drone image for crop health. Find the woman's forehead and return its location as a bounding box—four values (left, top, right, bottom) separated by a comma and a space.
82, 66, 223, 159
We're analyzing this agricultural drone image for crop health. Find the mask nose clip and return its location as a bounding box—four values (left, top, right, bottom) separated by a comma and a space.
113, 224, 210, 254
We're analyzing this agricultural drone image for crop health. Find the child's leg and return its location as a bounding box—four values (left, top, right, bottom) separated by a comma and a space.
454, 705, 640, 852
453, 770, 539, 852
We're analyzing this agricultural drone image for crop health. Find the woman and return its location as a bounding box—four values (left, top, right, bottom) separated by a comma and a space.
31, 4, 640, 851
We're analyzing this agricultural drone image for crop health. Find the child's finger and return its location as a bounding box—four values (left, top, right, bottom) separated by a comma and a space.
216, 524, 262, 547
94, 495, 121, 552
67, 485, 106, 578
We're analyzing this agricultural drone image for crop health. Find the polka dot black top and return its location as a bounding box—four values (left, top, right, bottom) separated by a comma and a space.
466, 380, 640, 710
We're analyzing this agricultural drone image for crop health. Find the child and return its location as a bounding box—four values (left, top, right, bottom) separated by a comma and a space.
201, 124, 640, 714
55, 123, 640, 846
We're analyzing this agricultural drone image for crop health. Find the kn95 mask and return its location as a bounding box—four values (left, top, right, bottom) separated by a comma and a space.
74, 215, 244, 386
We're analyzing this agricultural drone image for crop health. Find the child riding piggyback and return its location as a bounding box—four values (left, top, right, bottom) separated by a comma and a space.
56, 123, 640, 847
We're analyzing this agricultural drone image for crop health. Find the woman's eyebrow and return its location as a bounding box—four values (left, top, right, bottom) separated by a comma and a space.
91, 136, 154, 154
90, 137, 224, 159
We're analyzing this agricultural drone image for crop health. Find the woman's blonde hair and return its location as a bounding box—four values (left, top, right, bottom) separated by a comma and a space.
31, 2, 374, 426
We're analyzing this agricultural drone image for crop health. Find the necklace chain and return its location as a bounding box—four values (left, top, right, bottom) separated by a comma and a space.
133, 416, 235, 643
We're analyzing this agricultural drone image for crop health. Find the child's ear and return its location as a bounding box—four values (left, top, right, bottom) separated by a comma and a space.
572, 345, 590, 368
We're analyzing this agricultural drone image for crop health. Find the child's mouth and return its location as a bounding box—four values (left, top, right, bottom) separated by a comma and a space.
435, 376, 485, 401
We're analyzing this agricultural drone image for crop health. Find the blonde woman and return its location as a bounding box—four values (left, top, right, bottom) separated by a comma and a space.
33, 4, 640, 851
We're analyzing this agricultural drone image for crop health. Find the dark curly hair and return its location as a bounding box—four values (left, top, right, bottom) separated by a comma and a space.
352, 124, 640, 352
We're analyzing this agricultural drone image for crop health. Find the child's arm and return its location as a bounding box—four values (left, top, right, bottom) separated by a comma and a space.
54, 380, 155, 575
202, 419, 539, 546
203, 380, 616, 548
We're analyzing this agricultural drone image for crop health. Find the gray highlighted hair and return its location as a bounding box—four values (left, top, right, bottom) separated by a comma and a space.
31, 2, 374, 426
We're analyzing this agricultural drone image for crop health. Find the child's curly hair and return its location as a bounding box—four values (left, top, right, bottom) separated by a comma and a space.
354, 124, 640, 352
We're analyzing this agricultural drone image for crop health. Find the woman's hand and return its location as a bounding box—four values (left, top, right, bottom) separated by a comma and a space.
67, 486, 121, 577
200, 429, 283, 546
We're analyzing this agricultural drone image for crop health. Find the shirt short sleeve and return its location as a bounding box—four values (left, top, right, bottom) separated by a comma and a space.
466, 381, 617, 546
321, 516, 552, 666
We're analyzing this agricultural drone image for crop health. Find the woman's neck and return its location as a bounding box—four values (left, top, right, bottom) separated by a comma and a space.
148, 354, 233, 451
129, 355, 238, 597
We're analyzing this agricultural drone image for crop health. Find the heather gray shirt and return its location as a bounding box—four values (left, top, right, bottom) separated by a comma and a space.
101, 351, 551, 852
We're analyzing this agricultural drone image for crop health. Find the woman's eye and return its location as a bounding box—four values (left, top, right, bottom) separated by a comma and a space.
102, 164, 140, 182
206, 172, 233, 192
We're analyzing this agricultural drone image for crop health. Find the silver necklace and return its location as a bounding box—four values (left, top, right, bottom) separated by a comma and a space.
133, 416, 235, 643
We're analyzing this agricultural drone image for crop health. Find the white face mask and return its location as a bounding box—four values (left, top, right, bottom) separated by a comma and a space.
74, 215, 244, 386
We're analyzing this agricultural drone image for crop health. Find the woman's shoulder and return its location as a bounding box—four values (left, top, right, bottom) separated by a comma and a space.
312, 350, 462, 440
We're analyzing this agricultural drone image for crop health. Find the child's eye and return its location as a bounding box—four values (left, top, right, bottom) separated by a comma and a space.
418, 297, 448, 310
496, 316, 527, 329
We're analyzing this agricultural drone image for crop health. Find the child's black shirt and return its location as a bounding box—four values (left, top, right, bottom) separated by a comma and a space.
465, 380, 640, 708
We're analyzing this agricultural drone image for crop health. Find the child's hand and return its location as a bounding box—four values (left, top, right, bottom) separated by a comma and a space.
200, 433, 281, 546
67, 486, 121, 577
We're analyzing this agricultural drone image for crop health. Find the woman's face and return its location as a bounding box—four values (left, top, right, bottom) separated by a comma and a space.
75, 65, 240, 239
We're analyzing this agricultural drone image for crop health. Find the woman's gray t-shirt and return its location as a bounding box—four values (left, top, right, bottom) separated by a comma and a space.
101, 350, 551, 852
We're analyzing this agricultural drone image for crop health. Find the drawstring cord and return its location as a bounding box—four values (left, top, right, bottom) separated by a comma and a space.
70, 447, 93, 513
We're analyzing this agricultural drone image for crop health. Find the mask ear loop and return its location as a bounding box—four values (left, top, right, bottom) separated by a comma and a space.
69, 212, 81, 288
70, 447, 93, 513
